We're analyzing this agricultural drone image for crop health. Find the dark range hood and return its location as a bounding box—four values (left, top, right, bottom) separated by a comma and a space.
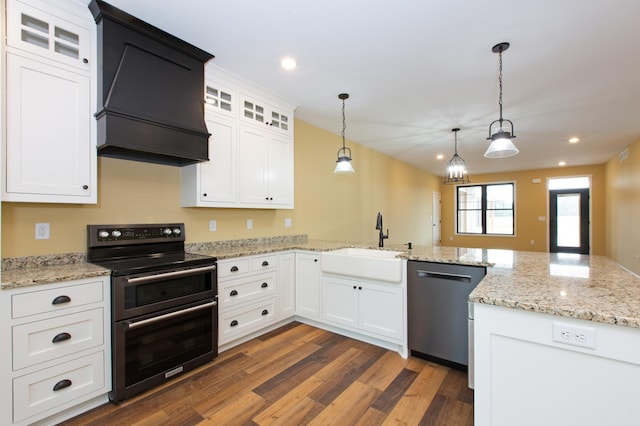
89, 0, 214, 166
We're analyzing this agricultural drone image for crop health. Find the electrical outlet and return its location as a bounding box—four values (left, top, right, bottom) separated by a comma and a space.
247, 219, 253, 229
209, 220, 216, 232
552, 322, 596, 349
35, 223, 50, 240
284, 218, 292, 228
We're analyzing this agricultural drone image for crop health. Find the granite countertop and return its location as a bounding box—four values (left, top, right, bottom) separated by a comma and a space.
1, 258, 110, 290
4, 237, 640, 330
469, 251, 640, 328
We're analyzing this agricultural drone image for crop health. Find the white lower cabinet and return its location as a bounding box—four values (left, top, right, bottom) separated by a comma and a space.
321, 275, 404, 341
295, 251, 322, 320
0, 276, 111, 426
474, 303, 640, 426
217, 252, 295, 349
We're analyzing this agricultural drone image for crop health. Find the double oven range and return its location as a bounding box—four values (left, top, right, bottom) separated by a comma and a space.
87, 223, 218, 402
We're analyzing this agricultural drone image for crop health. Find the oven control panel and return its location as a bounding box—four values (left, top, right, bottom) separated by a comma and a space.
88, 223, 185, 246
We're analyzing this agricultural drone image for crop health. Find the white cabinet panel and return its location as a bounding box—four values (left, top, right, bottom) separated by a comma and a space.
321, 274, 404, 342
5, 52, 94, 202
295, 252, 322, 320
181, 115, 238, 206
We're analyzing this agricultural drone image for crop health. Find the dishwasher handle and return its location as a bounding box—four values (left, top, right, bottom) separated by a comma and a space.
416, 269, 472, 283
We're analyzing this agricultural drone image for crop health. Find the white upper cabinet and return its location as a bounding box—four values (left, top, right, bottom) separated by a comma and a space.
181, 64, 296, 209
6, 0, 91, 71
3, 0, 96, 204
240, 94, 293, 136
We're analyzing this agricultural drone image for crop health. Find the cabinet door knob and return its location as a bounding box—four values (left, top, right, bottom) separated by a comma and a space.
261, 309, 269, 316
82, 58, 89, 64
358, 286, 362, 290
230, 290, 238, 296
314, 259, 318, 262
52, 332, 71, 343
82, 185, 89, 190
353, 286, 357, 289
53, 379, 72, 391
52, 295, 71, 305
230, 266, 239, 272
230, 320, 239, 327
261, 282, 268, 288
203, 193, 207, 197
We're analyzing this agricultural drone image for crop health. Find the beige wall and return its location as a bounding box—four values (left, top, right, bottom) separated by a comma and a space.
605, 139, 640, 275
439, 165, 607, 255
1, 119, 440, 257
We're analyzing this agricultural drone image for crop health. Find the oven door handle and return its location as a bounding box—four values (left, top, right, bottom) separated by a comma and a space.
126, 300, 217, 329
125, 265, 217, 285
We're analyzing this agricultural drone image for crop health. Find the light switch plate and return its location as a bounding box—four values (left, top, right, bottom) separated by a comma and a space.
209, 220, 216, 232
247, 219, 253, 229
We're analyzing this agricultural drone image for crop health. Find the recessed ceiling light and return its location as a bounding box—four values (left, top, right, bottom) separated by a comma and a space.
568, 137, 580, 143
558, 161, 567, 166
281, 57, 297, 70
436, 154, 444, 160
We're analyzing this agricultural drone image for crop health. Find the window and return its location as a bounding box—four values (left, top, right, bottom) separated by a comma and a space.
457, 183, 514, 235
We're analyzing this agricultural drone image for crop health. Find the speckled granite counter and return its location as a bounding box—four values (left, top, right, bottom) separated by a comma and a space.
4, 238, 640, 329
469, 251, 640, 328
1, 253, 110, 289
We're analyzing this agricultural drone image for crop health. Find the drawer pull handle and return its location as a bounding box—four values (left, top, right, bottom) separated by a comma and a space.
261, 309, 269, 316
262, 261, 269, 267
230, 290, 238, 296
52, 295, 71, 305
52, 332, 71, 343
230, 266, 239, 272
230, 320, 238, 327
261, 282, 268, 288
53, 379, 72, 391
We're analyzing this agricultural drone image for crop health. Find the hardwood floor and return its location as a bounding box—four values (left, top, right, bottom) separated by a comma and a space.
60, 322, 473, 426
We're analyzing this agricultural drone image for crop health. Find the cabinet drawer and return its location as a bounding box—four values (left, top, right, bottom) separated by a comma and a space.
250, 255, 278, 272
13, 351, 105, 423
13, 308, 104, 370
219, 299, 277, 343
12, 280, 104, 319
219, 272, 277, 310
218, 258, 250, 278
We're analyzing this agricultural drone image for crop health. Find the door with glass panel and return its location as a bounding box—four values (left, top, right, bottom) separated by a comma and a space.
549, 188, 589, 254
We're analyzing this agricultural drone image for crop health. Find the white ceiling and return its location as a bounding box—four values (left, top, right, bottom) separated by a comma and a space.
104, 0, 640, 176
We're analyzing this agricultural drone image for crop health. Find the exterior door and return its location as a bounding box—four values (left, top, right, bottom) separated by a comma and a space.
549, 188, 589, 254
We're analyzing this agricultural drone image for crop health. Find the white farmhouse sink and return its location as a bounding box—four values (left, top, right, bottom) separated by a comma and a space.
321, 248, 404, 282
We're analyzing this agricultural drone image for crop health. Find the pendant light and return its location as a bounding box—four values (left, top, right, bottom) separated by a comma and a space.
444, 128, 470, 184
334, 93, 355, 174
485, 42, 519, 158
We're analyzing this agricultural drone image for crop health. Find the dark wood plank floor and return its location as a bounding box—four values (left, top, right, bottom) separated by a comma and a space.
60, 322, 473, 426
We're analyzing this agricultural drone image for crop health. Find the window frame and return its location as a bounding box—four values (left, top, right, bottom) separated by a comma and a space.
455, 182, 515, 236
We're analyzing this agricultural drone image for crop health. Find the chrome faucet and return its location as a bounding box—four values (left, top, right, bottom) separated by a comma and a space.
375, 212, 389, 247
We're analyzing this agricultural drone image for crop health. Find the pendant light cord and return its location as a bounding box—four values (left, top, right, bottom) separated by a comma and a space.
341, 97, 346, 149
498, 47, 503, 123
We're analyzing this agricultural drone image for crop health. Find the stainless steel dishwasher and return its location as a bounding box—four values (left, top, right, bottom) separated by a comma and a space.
407, 261, 486, 381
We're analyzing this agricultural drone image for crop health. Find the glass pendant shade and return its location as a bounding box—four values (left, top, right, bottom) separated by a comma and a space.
485, 121, 519, 158
334, 148, 355, 173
